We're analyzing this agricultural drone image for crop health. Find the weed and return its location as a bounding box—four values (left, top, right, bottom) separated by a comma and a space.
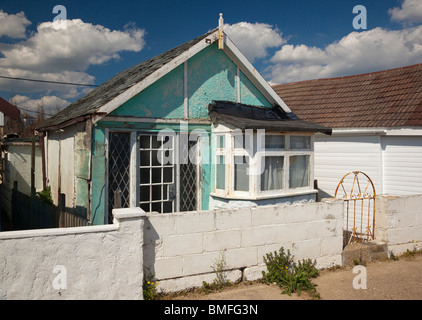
143, 268, 159, 300
202, 251, 232, 294
262, 247, 320, 298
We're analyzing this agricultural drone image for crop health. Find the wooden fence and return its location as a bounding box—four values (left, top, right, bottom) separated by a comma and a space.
11, 181, 90, 230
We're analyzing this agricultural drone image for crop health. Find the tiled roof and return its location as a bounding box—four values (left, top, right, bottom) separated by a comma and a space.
0, 97, 20, 121
272, 64, 422, 128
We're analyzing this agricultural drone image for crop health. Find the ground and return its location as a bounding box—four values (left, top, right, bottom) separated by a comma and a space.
166, 253, 422, 300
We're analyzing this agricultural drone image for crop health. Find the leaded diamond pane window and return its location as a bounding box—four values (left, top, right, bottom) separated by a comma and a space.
108, 132, 131, 223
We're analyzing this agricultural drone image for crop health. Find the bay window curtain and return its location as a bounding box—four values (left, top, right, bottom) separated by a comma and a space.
261, 156, 284, 191
289, 155, 310, 188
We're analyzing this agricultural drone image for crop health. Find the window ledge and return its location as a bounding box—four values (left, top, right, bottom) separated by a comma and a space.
210, 189, 318, 201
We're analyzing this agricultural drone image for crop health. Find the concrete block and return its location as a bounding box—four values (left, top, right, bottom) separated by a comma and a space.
283, 202, 316, 224
250, 205, 286, 226
162, 234, 203, 257
183, 251, 220, 276
203, 230, 242, 252
320, 236, 343, 257
244, 265, 266, 281
154, 257, 183, 280
291, 239, 321, 260
241, 225, 278, 247
174, 210, 215, 234
145, 214, 176, 241
215, 207, 252, 230
274, 223, 308, 243
225, 247, 258, 269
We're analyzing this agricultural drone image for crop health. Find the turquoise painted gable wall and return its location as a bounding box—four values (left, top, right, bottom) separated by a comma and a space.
110, 43, 273, 120
110, 64, 185, 119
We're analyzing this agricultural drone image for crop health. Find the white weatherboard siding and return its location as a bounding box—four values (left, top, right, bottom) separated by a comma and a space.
382, 136, 422, 196
314, 133, 422, 198
314, 135, 382, 198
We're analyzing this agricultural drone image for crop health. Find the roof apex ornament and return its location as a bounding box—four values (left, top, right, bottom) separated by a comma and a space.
218, 13, 224, 50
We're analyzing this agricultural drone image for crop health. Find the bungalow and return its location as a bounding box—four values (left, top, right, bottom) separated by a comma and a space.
37, 16, 330, 225
273, 63, 422, 199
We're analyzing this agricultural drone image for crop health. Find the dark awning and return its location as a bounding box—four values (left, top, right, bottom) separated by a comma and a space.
208, 101, 332, 135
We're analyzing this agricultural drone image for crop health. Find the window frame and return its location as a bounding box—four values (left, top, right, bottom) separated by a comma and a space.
213, 129, 314, 199
214, 133, 229, 195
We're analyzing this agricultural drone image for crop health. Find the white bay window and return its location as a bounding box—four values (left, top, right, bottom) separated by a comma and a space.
213, 130, 314, 198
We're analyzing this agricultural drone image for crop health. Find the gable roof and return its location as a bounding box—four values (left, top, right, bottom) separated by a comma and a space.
38, 28, 291, 131
272, 63, 422, 129
0, 97, 21, 121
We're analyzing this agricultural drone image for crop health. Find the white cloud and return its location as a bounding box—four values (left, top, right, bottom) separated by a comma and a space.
268, 26, 422, 84
0, 16, 146, 98
389, 0, 422, 24
0, 19, 145, 72
11, 94, 70, 116
0, 10, 31, 39
224, 22, 286, 63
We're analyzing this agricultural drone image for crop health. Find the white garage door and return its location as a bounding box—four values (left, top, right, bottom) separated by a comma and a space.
382, 136, 422, 195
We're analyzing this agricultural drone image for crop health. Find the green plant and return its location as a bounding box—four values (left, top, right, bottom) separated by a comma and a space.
36, 186, 53, 205
143, 269, 159, 300
202, 251, 231, 294
262, 247, 320, 298
389, 252, 399, 261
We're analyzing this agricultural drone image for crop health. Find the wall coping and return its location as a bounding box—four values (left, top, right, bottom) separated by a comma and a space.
0, 207, 146, 241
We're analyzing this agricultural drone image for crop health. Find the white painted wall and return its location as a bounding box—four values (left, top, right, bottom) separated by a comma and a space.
0, 208, 145, 300
375, 194, 422, 255
46, 123, 82, 206
144, 199, 344, 293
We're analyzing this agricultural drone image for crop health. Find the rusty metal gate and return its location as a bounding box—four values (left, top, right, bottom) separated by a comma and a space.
334, 171, 376, 246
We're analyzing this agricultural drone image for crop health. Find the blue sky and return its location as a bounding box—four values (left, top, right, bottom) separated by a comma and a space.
0, 0, 421, 115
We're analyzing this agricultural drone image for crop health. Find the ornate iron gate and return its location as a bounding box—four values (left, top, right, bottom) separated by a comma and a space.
334, 171, 376, 246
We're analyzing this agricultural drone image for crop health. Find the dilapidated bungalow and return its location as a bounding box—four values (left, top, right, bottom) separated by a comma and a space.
38, 18, 330, 225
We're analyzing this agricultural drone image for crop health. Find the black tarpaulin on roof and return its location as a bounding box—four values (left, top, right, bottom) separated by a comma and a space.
208, 101, 332, 135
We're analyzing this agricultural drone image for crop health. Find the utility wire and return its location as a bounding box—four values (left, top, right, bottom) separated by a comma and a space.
0, 75, 98, 87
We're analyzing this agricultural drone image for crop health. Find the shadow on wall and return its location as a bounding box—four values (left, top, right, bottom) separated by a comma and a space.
142, 216, 159, 278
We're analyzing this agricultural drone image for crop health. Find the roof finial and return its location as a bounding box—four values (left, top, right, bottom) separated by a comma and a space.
218, 13, 224, 50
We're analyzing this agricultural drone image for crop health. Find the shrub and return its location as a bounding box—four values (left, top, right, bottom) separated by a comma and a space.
36, 186, 53, 205
262, 247, 320, 298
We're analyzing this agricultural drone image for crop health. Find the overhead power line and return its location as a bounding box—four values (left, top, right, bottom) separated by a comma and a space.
0, 75, 99, 87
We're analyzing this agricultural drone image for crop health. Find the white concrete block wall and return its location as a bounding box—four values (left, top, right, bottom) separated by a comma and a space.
144, 199, 344, 293
0, 208, 145, 300
375, 194, 422, 255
